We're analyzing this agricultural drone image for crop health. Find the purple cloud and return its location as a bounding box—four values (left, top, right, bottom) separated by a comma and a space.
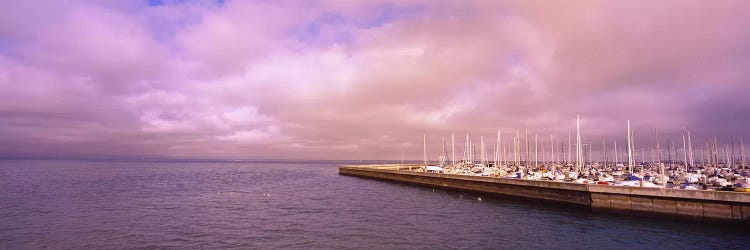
1, 0, 749, 160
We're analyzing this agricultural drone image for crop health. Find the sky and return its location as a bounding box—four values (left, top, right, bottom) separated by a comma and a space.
0, 0, 749, 160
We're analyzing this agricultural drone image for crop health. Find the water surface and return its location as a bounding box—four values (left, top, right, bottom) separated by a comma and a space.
0, 160, 746, 249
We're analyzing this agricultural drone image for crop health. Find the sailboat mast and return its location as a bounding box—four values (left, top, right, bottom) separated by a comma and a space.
732, 138, 736, 167
479, 136, 487, 165
440, 137, 446, 167
656, 129, 664, 188
688, 129, 694, 166
682, 125, 688, 169
494, 134, 498, 167
513, 136, 517, 166
465, 133, 469, 164
655, 129, 661, 163
525, 128, 529, 166
423, 133, 428, 166
741, 137, 746, 168
725, 145, 730, 169
614, 141, 618, 166
496, 129, 501, 167
516, 129, 520, 166
650, 146, 654, 166
576, 114, 583, 173
627, 120, 633, 175
542, 134, 546, 165
503, 140, 507, 166
713, 137, 718, 168
568, 131, 572, 165
602, 138, 606, 167
667, 139, 674, 167
654, 128, 667, 187
451, 133, 455, 167
535, 133, 538, 167
551, 134, 555, 165
471, 141, 475, 164
551, 134, 555, 166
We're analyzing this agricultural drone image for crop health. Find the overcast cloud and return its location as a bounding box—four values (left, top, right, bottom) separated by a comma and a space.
1, 0, 749, 160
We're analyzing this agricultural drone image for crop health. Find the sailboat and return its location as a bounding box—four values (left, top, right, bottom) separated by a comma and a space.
423, 134, 443, 173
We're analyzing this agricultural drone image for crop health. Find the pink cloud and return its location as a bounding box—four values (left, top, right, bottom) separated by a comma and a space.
1, 0, 749, 160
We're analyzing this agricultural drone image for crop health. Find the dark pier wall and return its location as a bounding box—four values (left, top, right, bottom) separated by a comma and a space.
339, 165, 750, 225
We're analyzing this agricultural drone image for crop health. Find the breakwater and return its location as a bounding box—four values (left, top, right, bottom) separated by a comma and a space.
339, 164, 750, 225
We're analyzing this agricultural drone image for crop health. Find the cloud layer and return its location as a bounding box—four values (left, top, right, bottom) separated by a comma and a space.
1, 0, 749, 160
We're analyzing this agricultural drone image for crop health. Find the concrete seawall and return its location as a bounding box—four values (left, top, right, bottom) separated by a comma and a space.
339, 164, 750, 225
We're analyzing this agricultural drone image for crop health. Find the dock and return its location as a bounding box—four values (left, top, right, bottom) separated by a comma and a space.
339, 164, 750, 225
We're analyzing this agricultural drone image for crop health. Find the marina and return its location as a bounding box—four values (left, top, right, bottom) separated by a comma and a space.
341, 114, 750, 225
413, 115, 749, 192
339, 164, 750, 225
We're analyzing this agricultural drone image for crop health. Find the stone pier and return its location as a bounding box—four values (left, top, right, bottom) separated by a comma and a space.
340, 164, 750, 225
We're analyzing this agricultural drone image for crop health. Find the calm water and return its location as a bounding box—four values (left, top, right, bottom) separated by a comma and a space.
0, 160, 747, 249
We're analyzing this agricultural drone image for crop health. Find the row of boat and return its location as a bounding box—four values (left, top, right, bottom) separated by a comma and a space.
418, 161, 749, 191
410, 114, 749, 191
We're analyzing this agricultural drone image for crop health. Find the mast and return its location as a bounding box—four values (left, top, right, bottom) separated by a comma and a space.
627, 120, 633, 175
542, 134, 546, 165
479, 136, 487, 166
709, 139, 713, 167
513, 133, 518, 166
516, 129, 521, 166
512, 137, 516, 166
614, 140, 618, 166
462, 133, 467, 164
551, 133, 555, 166
635, 129, 639, 164
535, 133, 538, 168
568, 130, 572, 165
741, 137, 746, 168
602, 138, 606, 167
732, 138, 736, 167
682, 125, 688, 169
627, 124, 641, 186
470, 139, 474, 164
525, 128, 529, 166
495, 130, 500, 167
423, 133, 428, 166
705, 140, 709, 167
474, 140, 477, 164
713, 137, 718, 168
576, 114, 583, 173
656, 128, 664, 188
650, 146, 654, 166
688, 129, 694, 167
667, 139, 674, 167
503, 140, 507, 166
451, 133, 455, 167
466, 133, 470, 164
471, 142, 475, 164
655, 130, 661, 162
725, 145, 730, 169
440, 137, 447, 167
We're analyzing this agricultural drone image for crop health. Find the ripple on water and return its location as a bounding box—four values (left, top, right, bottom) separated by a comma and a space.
0, 160, 748, 249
